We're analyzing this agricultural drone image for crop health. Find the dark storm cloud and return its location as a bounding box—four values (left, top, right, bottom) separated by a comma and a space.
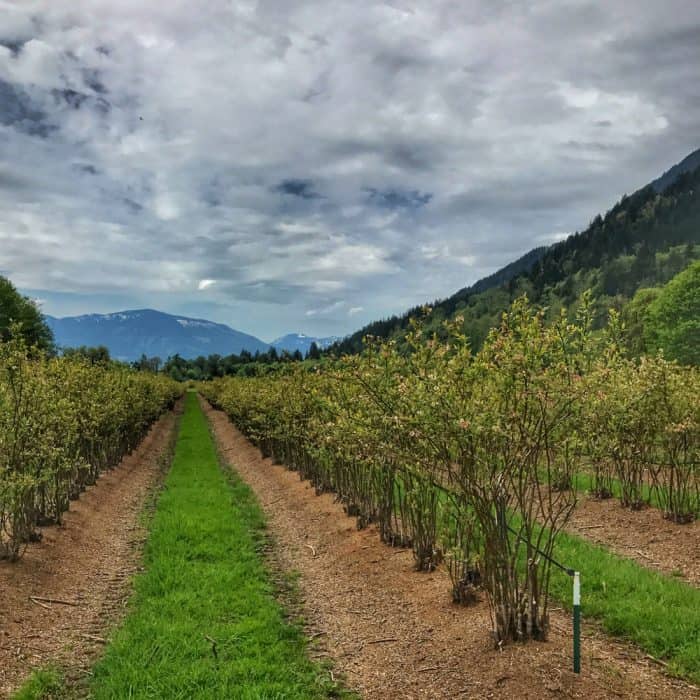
274, 179, 321, 199
122, 197, 143, 213
73, 163, 98, 175
0, 169, 31, 191
0, 1, 698, 338
0, 39, 28, 56
0, 79, 55, 137
366, 188, 432, 210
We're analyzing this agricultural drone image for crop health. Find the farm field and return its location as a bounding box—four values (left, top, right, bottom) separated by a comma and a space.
204, 398, 699, 699
2, 301, 699, 699
197, 299, 700, 696
3, 387, 699, 699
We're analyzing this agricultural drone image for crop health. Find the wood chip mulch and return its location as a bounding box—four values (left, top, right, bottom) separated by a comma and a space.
566, 496, 700, 586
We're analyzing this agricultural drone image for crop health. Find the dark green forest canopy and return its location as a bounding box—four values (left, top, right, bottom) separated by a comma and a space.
161, 347, 307, 381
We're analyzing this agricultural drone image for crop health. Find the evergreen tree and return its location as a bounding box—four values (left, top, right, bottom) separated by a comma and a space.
307, 342, 321, 360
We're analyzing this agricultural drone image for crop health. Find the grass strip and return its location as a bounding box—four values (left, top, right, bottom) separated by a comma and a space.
89, 392, 342, 699
549, 529, 700, 684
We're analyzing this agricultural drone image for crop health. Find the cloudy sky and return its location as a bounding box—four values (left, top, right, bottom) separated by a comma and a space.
1, 1, 699, 341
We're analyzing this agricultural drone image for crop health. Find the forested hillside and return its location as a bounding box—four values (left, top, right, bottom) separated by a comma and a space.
331, 155, 700, 355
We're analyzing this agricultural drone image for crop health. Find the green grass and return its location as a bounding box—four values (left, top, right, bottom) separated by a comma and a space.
550, 529, 700, 684
12, 667, 65, 700
89, 392, 343, 699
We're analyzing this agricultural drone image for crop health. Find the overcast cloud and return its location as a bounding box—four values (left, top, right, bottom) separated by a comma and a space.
0, 0, 699, 340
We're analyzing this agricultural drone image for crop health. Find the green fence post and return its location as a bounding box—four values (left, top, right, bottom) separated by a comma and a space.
573, 570, 581, 674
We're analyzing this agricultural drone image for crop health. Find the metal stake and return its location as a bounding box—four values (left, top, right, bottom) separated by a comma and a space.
573, 570, 581, 674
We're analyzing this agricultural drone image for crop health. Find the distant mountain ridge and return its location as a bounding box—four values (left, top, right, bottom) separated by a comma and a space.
45, 309, 270, 362
651, 147, 700, 193
271, 333, 341, 354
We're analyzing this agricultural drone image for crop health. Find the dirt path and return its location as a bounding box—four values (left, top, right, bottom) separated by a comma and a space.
203, 398, 699, 700
566, 497, 700, 586
0, 404, 181, 698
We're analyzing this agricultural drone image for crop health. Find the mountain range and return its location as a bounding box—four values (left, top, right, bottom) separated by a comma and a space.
43, 147, 700, 363
46, 310, 338, 362
271, 333, 341, 354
